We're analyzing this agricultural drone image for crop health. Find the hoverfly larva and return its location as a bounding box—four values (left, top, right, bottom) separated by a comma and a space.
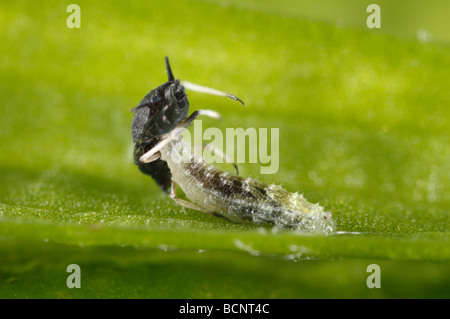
132, 57, 334, 233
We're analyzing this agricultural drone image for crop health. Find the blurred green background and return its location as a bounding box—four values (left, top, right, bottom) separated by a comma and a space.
0, 0, 449, 298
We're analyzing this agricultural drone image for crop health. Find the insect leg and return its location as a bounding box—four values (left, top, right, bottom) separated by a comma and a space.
139, 136, 175, 163
170, 181, 215, 216
180, 109, 222, 128
139, 109, 222, 163
182, 81, 244, 106
170, 181, 235, 222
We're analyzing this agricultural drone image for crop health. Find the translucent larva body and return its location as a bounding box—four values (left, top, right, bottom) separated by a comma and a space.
160, 138, 335, 233
133, 57, 335, 233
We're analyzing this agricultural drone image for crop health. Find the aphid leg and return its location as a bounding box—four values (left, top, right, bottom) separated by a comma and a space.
179, 109, 222, 129
143, 152, 161, 163
182, 81, 244, 106
192, 144, 239, 175
139, 109, 222, 163
170, 181, 215, 216
139, 135, 176, 163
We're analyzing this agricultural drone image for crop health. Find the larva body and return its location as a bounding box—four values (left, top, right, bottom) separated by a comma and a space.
133, 57, 335, 233
160, 138, 335, 233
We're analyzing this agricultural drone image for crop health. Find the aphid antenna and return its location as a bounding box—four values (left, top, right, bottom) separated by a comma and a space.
182, 81, 244, 106
165, 56, 175, 82
130, 57, 175, 112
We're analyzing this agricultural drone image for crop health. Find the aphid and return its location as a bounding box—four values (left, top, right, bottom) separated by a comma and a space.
132, 57, 334, 233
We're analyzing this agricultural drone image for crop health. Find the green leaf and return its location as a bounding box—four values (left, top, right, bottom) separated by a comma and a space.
1, 0, 449, 298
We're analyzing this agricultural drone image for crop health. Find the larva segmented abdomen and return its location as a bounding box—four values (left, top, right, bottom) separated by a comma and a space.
204, 170, 334, 233
162, 140, 334, 233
